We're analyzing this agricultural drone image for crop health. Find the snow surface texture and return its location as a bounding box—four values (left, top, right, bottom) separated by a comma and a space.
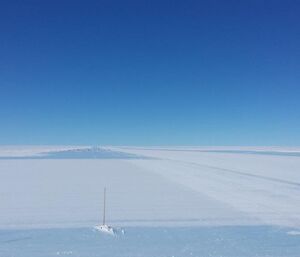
0, 146, 300, 229
112, 146, 300, 228
1, 226, 300, 257
0, 146, 89, 157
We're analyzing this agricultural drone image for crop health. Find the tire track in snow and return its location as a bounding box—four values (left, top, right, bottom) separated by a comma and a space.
165, 158, 300, 188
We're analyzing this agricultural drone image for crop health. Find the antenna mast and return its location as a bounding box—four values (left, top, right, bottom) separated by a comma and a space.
103, 187, 106, 225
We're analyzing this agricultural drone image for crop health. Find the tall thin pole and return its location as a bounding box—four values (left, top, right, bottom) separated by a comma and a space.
103, 187, 106, 225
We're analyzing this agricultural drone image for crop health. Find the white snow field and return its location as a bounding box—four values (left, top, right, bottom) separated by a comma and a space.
109, 146, 300, 228
1, 146, 300, 257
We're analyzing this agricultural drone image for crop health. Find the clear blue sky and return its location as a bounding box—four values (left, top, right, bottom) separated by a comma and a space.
0, 0, 299, 145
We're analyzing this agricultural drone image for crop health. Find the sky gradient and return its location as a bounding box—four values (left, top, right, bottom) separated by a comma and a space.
1, 0, 300, 145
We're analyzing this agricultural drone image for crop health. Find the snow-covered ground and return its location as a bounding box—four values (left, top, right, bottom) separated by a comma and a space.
1, 146, 300, 256
1, 146, 300, 229
111, 146, 300, 228
1, 226, 300, 257
0, 145, 90, 158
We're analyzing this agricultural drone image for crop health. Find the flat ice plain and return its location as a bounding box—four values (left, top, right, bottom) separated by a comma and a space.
1, 146, 300, 257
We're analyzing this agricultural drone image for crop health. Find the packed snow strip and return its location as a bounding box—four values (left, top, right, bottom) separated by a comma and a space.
110, 147, 300, 228
1, 146, 300, 229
